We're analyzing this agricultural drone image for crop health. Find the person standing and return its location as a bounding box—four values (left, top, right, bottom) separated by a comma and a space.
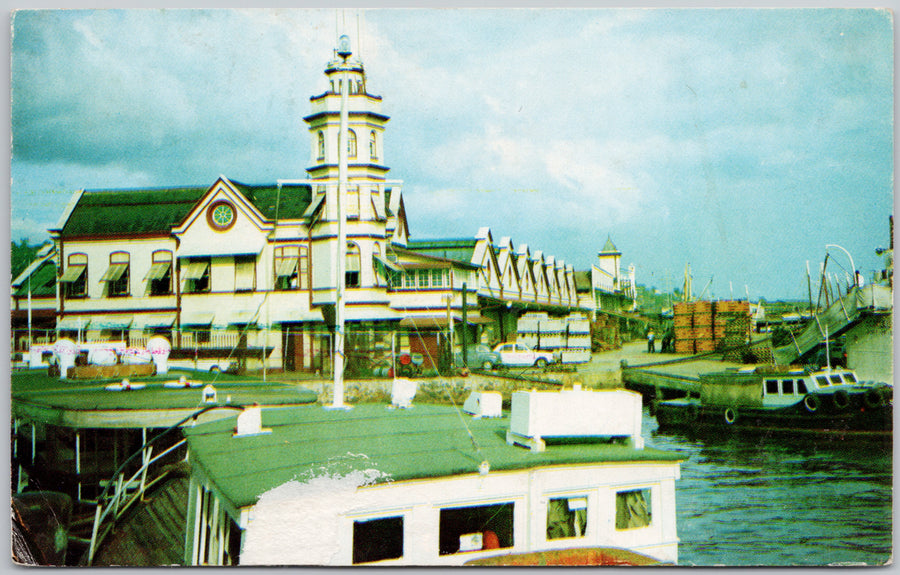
647, 329, 655, 353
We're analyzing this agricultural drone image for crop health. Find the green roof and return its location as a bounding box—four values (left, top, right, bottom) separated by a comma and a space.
183, 403, 682, 510
60, 181, 314, 238
573, 270, 592, 291
14, 260, 57, 297
405, 238, 478, 264
600, 236, 620, 255
11, 369, 318, 429
229, 182, 313, 220
61, 187, 208, 237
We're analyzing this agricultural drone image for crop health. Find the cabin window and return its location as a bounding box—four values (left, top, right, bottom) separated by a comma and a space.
765, 380, 779, 395
417, 269, 430, 288
615, 488, 652, 530
781, 380, 795, 395
797, 379, 808, 394
843, 373, 857, 383
829, 374, 843, 385
352, 515, 403, 564
438, 502, 514, 555
816, 375, 830, 387
547, 496, 587, 540
431, 269, 444, 287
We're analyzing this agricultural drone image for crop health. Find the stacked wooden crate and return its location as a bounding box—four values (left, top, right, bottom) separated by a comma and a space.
714, 300, 752, 350
673, 302, 695, 354
693, 300, 715, 352
672, 300, 752, 354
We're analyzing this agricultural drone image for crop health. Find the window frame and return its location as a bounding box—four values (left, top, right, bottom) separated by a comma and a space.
148, 250, 173, 296
438, 501, 515, 556
369, 130, 378, 161
614, 487, 653, 531
234, 255, 257, 293
345, 243, 361, 288
546, 494, 589, 541
352, 515, 404, 565
61, 253, 88, 299
104, 252, 131, 298
182, 257, 211, 294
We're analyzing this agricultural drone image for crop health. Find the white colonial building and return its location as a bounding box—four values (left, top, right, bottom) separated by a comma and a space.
14, 37, 634, 374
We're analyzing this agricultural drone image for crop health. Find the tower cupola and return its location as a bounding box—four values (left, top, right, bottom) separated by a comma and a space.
304, 35, 390, 181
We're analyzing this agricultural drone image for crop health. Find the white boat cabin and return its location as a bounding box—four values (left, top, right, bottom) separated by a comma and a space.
181, 387, 682, 566
759, 368, 861, 408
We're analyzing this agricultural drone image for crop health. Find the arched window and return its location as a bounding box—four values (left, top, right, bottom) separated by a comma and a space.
317, 131, 325, 160
60, 253, 88, 299
346, 243, 361, 288
148, 250, 173, 296
348, 129, 357, 158
369, 131, 378, 161
101, 252, 130, 297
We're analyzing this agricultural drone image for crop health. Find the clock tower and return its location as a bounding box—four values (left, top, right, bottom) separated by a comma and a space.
304, 35, 392, 223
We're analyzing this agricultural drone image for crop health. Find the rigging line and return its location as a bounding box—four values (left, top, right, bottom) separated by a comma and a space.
388, 263, 483, 456
209, 183, 286, 385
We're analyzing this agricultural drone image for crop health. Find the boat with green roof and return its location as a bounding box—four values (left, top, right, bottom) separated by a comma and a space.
179, 385, 683, 566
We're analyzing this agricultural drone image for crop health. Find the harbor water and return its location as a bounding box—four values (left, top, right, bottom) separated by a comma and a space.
642, 408, 893, 566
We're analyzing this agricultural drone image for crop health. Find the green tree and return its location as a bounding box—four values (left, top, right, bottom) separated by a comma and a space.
10, 239, 41, 281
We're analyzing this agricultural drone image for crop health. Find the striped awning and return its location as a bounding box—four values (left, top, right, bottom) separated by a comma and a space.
141, 314, 176, 328
58, 265, 86, 283
230, 310, 258, 325
99, 263, 128, 282
181, 260, 209, 281
373, 255, 402, 272
275, 258, 298, 278
92, 315, 134, 329
180, 311, 215, 325
278, 308, 324, 323
144, 261, 171, 281
57, 316, 89, 330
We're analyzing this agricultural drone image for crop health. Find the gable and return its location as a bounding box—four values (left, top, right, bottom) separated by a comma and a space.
60, 187, 207, 238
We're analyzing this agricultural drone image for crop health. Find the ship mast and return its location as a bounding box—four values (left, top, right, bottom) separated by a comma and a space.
330, 34, 353, 409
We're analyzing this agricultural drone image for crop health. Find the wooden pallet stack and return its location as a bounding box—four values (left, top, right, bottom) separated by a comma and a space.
672, 300, 751, 354
673, 302, 695, 354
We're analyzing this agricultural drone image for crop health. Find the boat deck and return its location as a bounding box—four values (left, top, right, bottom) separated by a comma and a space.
11, 368, 319, 429
621, 355, 760, 399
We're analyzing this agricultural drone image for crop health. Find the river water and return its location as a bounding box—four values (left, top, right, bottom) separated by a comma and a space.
641, 408, 893, 566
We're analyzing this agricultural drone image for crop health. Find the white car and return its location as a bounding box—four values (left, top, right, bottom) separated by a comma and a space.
493, 342, 555, 368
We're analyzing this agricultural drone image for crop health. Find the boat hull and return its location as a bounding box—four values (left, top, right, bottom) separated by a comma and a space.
464, 546, 669, 566
656, 388, 892, 436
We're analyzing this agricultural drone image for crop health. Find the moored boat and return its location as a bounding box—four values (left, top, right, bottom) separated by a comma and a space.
180, 387, 684, 566
655, 365, 892, 436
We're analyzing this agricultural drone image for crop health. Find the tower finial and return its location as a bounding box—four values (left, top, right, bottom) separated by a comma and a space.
337, 34, 352, 60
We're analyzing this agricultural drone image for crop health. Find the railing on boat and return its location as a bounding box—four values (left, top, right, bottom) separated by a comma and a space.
86, 439, 187, 565
85, 404, 244, 565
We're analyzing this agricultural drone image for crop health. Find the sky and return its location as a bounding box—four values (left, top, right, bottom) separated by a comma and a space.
8, 7, 894, 301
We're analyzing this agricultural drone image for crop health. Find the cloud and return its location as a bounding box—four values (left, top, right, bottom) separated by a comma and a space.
9, 8, 893, 298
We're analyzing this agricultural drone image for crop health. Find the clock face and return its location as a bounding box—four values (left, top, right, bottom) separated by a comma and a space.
208, 201, 236, 230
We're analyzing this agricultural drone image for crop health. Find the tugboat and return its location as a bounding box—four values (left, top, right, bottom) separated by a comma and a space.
654, 365, 892, 436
